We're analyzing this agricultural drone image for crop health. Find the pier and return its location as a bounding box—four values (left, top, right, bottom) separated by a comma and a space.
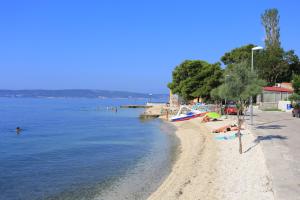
121, 104, 166, 120
120, 105, 152, 108
139, 113, 160, 119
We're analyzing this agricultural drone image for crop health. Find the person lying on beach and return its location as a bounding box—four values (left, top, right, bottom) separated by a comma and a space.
212, 124, 242, 133
201, 116, 211, 123
201, 115, 218, 123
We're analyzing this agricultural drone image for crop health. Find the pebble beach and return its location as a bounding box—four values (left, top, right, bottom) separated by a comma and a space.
147, 116, 275, 200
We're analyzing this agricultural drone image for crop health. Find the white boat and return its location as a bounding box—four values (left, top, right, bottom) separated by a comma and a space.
170, 105, 207, 122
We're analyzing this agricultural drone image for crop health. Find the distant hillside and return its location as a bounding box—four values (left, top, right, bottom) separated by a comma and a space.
0, 89, 168, 99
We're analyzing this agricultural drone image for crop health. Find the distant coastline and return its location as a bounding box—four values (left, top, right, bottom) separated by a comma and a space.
0, 89, 168, 99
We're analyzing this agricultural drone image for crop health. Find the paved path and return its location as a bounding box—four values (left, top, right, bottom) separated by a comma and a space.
245, 111, 300, 200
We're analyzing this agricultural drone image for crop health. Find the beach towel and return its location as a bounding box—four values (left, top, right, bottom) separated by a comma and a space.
205, 112, 221, 119
215, 133, 239, 140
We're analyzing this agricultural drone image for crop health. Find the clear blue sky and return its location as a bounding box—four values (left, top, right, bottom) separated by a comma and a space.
0, 0, 299, 93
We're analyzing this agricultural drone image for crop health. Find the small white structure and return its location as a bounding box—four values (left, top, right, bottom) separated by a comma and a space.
278, 101, 292, 112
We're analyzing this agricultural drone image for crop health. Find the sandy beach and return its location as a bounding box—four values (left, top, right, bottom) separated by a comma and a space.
147, 117, 275, 200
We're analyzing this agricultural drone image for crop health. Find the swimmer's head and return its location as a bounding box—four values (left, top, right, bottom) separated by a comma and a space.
16, 127, 21, 133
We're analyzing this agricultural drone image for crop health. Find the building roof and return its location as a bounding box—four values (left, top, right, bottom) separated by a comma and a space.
279, 82, 293, 90
263, 86, 293, 93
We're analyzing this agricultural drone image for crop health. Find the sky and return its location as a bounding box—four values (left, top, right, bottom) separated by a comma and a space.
0, 0, 299, 93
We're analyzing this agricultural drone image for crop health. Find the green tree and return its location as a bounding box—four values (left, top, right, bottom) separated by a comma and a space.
168, 60, 223, 102
254, 45, 300, 85
168, 60, 203, 101
211, 61, 265, 154
289, 74, 300, 102
255, 47, 289, 84
261, 8, 281, 49
254, 8, 300, 84
220, 43, 300, 84
191, 62, 223, 100
221, 9, 300, 84
292, 74, 300, 94
221, 44, 255, 66
282, 50, 300, 81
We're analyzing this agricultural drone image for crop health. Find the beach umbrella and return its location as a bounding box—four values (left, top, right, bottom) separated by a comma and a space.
205, 112, 221, 119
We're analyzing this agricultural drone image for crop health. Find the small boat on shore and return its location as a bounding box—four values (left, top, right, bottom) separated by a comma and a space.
171, 106, 207, 122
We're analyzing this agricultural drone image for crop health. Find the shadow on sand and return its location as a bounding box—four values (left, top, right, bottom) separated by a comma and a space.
244, 135, 288, 153
254, 135, 288, 142
253, 118, 293, 126
256, 124, 287, 129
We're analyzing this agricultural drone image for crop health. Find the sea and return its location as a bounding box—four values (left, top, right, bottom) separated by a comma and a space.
0, 98, 178, 200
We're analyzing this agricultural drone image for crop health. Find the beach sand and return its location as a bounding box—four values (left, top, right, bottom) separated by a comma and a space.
147, 117, 274, 200
148, 118, 218, 200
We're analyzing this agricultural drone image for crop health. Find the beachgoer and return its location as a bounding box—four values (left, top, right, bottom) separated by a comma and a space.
16, 127, 21, 134
201, 116, 211, 123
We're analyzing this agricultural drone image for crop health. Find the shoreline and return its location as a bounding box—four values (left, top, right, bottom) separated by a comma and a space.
147, 117, 275, 200
94, 117, 179, 200
148, 118, 218, 200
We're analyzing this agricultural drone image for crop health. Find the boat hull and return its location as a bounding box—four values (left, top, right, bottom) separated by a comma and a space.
171, 112, 207, 122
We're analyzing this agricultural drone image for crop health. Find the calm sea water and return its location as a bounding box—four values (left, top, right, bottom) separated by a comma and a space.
0, 98, 177, 200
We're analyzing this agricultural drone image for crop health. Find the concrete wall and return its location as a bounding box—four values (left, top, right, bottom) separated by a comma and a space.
258, 102, 278, 110
257, 91, 292, 111
261, 91, 290, 103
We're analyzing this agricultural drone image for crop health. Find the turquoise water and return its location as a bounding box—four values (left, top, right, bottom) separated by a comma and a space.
0, 98, 176, 200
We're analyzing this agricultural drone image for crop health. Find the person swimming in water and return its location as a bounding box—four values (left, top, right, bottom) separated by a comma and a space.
16, 127, 22, 134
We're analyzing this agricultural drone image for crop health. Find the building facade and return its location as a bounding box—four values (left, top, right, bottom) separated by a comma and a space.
257, 84, 293, 109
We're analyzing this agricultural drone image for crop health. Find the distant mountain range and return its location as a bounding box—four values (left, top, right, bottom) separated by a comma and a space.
0, 89, 168, 99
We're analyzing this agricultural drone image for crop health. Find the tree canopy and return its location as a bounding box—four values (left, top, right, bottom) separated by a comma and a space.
292, 74, 300, 94
257, 8, 300, 84
168, 60, 223, 101
220, 8, 300, 85
255, 47, 289, 84
221, 44, 299, 84
169, 8, 300, 105
212, 61, 265, 103
211, 61, 265, 154
261, 8, 281, 49
221, 44, 255, 66
289, 75, 300, 102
